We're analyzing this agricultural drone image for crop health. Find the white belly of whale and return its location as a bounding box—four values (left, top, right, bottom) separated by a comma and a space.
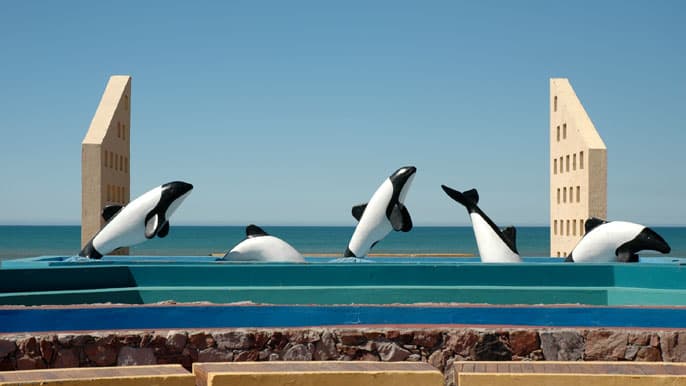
226, 236, 305, 262
471, 213, 521, 263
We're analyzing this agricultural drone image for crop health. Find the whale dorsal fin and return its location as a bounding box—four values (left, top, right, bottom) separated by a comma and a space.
246, 224, 269, 238
584, 217, 607, 234
501, 226, 517, 251
102, 205, 123, 222
390, 203, 413, 232
157, 221, 170, 238
441, 185, 479, 209
352, 204, 368, 222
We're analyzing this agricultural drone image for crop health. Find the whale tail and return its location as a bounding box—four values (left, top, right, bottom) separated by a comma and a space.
441, 185, 479, 211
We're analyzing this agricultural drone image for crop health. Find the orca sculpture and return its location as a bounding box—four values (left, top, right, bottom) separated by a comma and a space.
344, 166, 416, 258
223, 224, 305, 263
79, 181, 193, 259
566, 218, 671, 263
441, 185, 521, 263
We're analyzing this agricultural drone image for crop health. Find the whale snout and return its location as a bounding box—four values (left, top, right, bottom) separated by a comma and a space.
390, 166, 417, 188
163, 181, 194, 198
637, 227, 671, 254
399, 166, 417, 176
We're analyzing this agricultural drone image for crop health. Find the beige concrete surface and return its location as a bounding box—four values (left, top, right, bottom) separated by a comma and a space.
550, 78, 607, 257
0, 365, 193, 386
81, 76, 131, 253
193, 361, 443, 386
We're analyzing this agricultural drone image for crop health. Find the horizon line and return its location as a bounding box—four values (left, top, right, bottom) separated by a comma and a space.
1, 223, 685, 228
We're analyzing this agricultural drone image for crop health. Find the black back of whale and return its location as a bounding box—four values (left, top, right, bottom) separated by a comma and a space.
441, 185, 518, 255
246, 224, 269, 238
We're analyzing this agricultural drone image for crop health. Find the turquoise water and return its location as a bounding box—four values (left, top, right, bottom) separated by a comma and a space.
1, 225, 685, 260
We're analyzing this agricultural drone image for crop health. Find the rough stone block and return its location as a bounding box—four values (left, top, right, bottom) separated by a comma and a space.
197, 347, 233, 362
53, 348, 80, 368
215, 331, 255, 350
84, 339, 118, 366
472, 333, 512, 361
189, 332, 214, 349
659, 332, 686, 362
377, 342, 410, 362
510, 330, 540, 356
166, 331, 188, 354
0, 339, 17, 358
313, 331, 338, 360
635, 346, 661, 362
412, 331, 442, 348
540, 331, 584, 361
282, 343, 314, 361
117, 346, 156, 366
584, 330, 628, 360
445, 331, 480, 357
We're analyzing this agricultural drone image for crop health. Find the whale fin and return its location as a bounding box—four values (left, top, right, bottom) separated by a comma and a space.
584, 217, 607, 234
352, 204, 368, 222
565, 254, 574, 262
343, 247, 356, 257
246, 224, 269, 238
501, 226, 517, 251
157, 221, 170, 238
390, 203, 413, 232
102, 205, 123, 222
616, 248, 639, 263
145, 214, 160, 239
441, 185, 479, 209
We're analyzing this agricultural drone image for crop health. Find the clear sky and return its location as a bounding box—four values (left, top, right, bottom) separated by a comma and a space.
0, 1, 684, 226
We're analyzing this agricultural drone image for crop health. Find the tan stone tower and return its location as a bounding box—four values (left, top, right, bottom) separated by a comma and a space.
550, 78, 607, 257
81, 76, 131, 252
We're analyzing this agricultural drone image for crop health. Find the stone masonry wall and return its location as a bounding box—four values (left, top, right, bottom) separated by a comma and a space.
1, 328, 685, 386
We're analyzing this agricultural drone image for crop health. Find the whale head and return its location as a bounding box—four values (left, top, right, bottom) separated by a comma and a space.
142, 181, 193, 238
389, 166, 416, 202
616, 226, 671, 261
159, 181, 194, 219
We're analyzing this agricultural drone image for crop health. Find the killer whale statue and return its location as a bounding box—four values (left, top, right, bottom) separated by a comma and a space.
344, 166, 416, 258
441, 185, 521, 263
79, 181, 193, 259
566, 218, 671, 263
223, 224, 305, 263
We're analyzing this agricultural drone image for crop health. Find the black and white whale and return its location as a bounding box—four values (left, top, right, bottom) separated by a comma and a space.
79, 181, 193, 259
441, 185, 521, 263
566, 218, 671, 263
344, 166, 416, 258
223, 225, 305, 263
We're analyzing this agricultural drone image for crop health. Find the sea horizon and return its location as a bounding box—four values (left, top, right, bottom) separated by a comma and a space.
2, 225, 686, 261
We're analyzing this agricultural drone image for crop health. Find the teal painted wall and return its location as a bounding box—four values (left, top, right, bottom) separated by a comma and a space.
1, 262, 685, 306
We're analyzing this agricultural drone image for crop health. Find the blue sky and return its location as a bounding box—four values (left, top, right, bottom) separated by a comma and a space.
0, 1, 684, 226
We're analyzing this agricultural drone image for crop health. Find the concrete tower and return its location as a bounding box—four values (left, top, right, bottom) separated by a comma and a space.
81, 76, 131, 252
550, 78, 607, 257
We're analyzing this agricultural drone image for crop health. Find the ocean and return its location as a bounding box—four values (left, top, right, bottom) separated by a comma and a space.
1, 225, 685, 260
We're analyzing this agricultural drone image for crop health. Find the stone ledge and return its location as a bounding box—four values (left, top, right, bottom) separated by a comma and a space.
0, 328, 683, 386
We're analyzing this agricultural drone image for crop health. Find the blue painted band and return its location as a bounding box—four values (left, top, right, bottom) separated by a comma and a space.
2, 305, 686, 333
